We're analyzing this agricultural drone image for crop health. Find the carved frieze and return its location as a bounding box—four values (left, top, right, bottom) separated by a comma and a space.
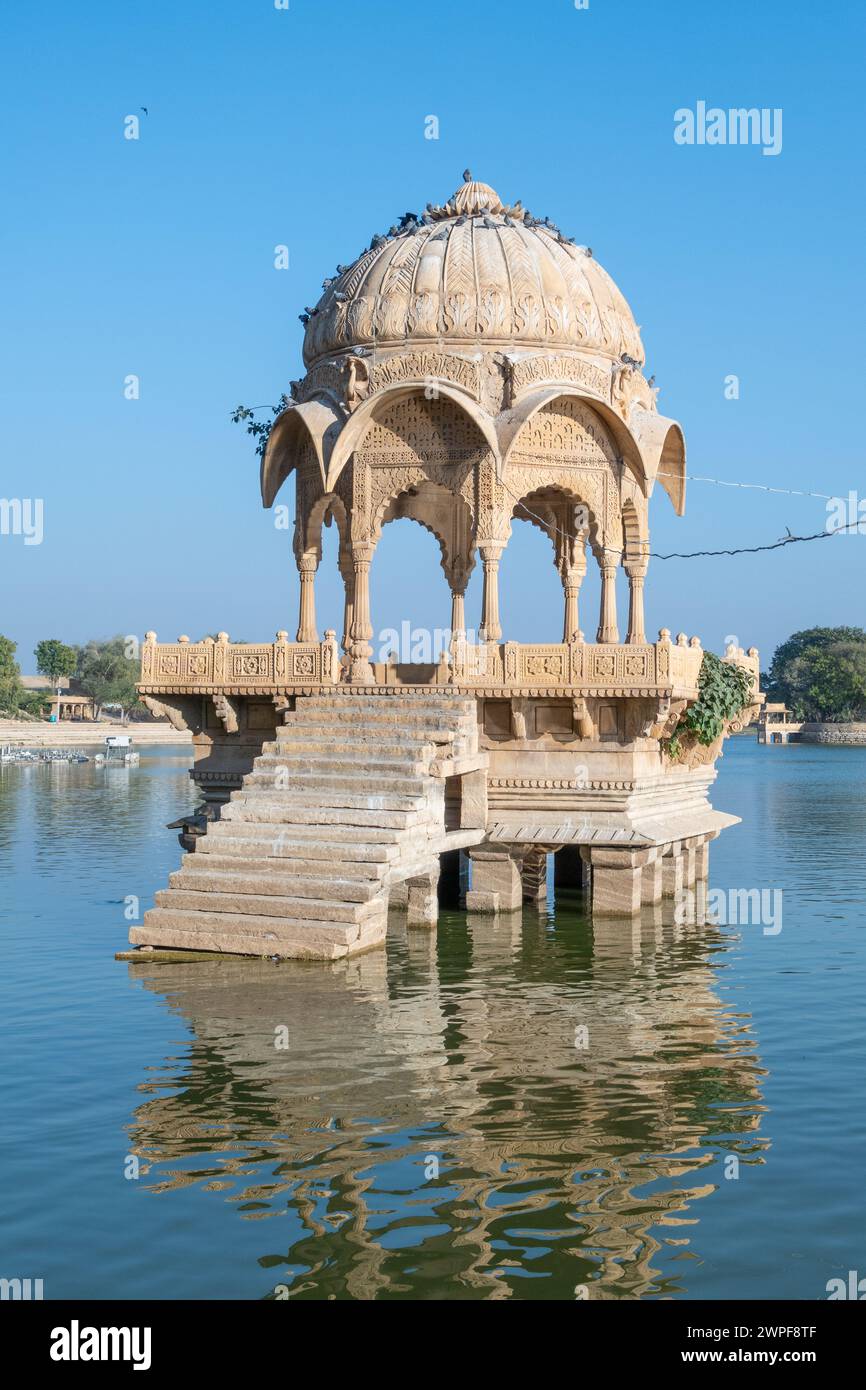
368, 352, 481, 400
508, 353, 611, 404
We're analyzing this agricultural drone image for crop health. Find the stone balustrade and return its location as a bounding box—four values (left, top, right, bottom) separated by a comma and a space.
138, 627, 725, 698
139, 630, 341, 694
449, 629, 706, 695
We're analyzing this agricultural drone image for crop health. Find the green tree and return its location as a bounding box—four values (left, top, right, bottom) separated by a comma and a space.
766, 627, 866, 721
75, 637, 142, 722
0, 634, 23, 713
34, 638, 77, 687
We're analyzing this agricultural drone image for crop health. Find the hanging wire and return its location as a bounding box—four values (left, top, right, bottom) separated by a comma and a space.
238, 404, 857, 561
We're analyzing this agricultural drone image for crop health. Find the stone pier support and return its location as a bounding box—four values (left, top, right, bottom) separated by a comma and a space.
661, 843, 685, 898
682, 840, 698, 889
522, 848, 548, 904
641, 852, 663, 904
406, 867, 440, 927
466, 848, 522, 913
580, 846, 653, 917
389, 881, 409, 908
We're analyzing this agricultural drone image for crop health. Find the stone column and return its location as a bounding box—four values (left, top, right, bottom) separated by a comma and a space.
625, 565, 647, 644
478, 543, 503, 642
466, 848, 522, 912
348, 542, 375, 684
596, 555, 620, 644
295, 552, 319, 644
338, 552, 355, 658
450, 587, 466, 639
561, 535, 587, 643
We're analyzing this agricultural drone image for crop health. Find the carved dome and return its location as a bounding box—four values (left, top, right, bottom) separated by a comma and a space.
302, 176, 644, 369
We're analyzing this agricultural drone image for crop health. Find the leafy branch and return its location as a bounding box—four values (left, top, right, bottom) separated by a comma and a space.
230, 395, 292, 459
666, 652, 754, 755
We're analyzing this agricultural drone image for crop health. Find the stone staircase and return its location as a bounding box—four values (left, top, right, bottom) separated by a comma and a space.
130, 693, 483, 960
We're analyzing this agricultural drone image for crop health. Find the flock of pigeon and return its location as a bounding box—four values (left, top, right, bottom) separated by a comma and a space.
298, 170, 594, 327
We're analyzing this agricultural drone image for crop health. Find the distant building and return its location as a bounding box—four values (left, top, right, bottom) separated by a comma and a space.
757, 703, 803, 744
21, 675, 96, 722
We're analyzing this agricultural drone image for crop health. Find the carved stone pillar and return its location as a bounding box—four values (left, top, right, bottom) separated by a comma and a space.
479, 543, 503, 642
444, 545, 473, 643
561, 532, 587, 643
450, 588, 466, 639
625, 564, 647, 644
348, 542, 375, 684
596, 555, 620, 644
338, 552, 355, 657
295, 552, 319, 644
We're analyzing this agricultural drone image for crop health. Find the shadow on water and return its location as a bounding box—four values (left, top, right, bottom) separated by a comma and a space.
125, 902, 768, 1301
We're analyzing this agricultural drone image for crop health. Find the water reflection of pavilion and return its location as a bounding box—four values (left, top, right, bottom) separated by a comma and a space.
126, 909, 767, 1299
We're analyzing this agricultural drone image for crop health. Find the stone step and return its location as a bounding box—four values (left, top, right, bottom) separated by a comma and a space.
228, 786, 434, 814
265, 736, 440, 758
132, 909, 385, 958
202, 820, 404, 847
186, 851, 389, 878
242, 770, 429, 798
297, 695, 473, 710
282, 708, 473, 731
220, 802, 430, 830
272, 729, 457, 752
169, 867, 380, 903
195, 833, 398, 861
156, 887, 384, 925
254, 751, 430, 775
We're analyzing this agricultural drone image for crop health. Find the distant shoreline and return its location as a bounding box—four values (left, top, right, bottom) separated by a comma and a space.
0, 720, 192, 748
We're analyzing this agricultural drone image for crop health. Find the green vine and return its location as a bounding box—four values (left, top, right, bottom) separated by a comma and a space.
665, 652, 753, 755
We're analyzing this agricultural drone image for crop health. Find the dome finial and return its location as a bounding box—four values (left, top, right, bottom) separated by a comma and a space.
426, 175, 524, 221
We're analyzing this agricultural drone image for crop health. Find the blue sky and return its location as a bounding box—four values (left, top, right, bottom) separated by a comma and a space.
1, 0, 864, 671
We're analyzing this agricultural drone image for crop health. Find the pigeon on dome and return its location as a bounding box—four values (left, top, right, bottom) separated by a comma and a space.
425, 172, 526, 221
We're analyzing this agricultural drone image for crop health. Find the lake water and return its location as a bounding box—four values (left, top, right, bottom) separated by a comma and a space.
1, 738, 864, 1301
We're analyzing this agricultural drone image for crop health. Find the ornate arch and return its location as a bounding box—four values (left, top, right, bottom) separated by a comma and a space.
260, 398, 344, 507
324, 382, 501, 493
509, 481, 601, 558
629, 409, 686, 515
498, 387, 646, 492
374, 479, 476, 591
621, 495, 648, 570
299, 490, 350, 560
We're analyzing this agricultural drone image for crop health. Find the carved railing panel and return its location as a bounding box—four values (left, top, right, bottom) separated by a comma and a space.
139, 632, 341, 692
